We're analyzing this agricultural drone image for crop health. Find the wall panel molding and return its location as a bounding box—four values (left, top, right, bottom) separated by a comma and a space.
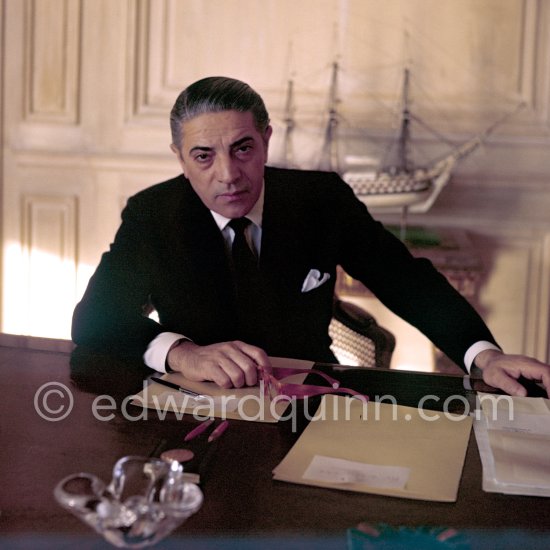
533, 0, 550, 124
127, 0, 176, 120
20, 194, 78, 337
23, 0, 82, 124
22, 194, 77, 255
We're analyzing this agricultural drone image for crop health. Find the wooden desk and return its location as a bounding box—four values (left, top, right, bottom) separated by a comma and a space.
1, 335, 549, 548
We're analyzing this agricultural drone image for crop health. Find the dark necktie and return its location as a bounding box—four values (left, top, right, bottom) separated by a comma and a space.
227, 218, 261, 337
228, 217, 257, 281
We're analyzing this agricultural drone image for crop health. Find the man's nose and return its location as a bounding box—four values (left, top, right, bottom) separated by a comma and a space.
215, 155, 240, 184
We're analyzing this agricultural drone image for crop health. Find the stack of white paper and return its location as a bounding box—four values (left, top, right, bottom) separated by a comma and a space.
473, 392, 550, 496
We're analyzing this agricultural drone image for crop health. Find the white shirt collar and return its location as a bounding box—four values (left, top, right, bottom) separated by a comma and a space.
210, 180, 264, 231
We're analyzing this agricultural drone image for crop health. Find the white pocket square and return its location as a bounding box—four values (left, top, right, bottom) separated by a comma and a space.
301, 269, 331, 293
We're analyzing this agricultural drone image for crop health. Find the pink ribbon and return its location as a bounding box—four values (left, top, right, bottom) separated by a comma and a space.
259, 366, 368, 401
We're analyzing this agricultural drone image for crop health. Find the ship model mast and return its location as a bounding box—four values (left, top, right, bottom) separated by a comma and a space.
394, 67, 413, 174
318, 61, 341, 173
282, 78, 296, 168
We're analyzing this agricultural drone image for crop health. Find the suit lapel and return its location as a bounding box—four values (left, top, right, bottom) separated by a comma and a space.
260, 169, 314, 292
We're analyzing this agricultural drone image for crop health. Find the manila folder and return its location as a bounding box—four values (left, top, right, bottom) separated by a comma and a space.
273, 395, 472, 502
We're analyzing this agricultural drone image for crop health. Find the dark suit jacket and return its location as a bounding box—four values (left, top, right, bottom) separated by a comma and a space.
72, 166, 498, 367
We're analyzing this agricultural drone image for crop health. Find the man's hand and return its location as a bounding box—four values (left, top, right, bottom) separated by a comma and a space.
166, 340, 270, 388
474, 349, 550, 397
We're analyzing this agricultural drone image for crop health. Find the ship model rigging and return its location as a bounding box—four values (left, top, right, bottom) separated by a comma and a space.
282, 62, 522, 230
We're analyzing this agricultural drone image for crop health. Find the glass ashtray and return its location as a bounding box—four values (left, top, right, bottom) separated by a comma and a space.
54, 455, 203, 548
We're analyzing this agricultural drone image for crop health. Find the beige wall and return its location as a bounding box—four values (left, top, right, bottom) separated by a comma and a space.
1, 0, 549, 363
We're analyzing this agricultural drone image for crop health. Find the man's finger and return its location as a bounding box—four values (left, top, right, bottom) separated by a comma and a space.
235, 341, 271, 368
210, 349, 259, 388
205, 363, 236, 389
222, 349, 259, 387
485, 370, 527, 397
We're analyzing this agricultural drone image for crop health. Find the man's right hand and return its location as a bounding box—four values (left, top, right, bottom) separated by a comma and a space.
166, 340, 270, 388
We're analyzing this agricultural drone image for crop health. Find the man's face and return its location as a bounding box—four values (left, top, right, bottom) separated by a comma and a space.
172, 110, 272, 218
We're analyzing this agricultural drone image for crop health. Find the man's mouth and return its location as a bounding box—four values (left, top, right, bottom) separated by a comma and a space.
219, 189, 247, 201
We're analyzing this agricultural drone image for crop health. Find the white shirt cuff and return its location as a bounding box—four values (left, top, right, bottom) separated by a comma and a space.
464, 341, 502, 373
144, 332, 186, 373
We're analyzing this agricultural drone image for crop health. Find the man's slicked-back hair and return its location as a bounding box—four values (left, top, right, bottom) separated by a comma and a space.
170, 76, 270, 149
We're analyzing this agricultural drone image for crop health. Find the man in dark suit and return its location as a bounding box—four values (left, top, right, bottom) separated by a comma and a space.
72, 76, 550, 396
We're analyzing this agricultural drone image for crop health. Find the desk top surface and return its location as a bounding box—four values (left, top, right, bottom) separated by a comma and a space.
1, 335, 549, 547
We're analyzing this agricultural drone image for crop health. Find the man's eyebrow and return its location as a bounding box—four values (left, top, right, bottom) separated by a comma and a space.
231, 136, 254, 148
189, 145, 212, 155
188, 136, 253, 156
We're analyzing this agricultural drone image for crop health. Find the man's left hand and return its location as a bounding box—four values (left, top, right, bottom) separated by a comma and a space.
474, 349, 550, 397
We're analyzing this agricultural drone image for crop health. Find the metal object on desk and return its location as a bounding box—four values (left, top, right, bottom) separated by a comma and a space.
150, 376, 210, 401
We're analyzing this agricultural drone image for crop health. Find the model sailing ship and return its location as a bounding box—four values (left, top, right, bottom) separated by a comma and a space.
282, 62, 522, 217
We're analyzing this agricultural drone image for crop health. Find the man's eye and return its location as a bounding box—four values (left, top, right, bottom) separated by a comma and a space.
236, 145, 252, 155
194, 153, 211, 163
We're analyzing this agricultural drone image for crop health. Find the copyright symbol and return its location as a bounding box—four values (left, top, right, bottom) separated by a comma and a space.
34, 382, 74, 421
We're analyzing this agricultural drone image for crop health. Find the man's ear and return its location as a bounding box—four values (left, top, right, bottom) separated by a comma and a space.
262, 125, 273, 162
263, 125, 273, 146
170, 143, 186, 176
170, 143, 181, 158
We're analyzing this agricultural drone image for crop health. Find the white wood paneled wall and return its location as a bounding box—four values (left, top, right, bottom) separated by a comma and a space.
1, 0, 549, 363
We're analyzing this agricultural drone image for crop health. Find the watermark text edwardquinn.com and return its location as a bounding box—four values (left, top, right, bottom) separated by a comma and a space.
34, 380, 514, 431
